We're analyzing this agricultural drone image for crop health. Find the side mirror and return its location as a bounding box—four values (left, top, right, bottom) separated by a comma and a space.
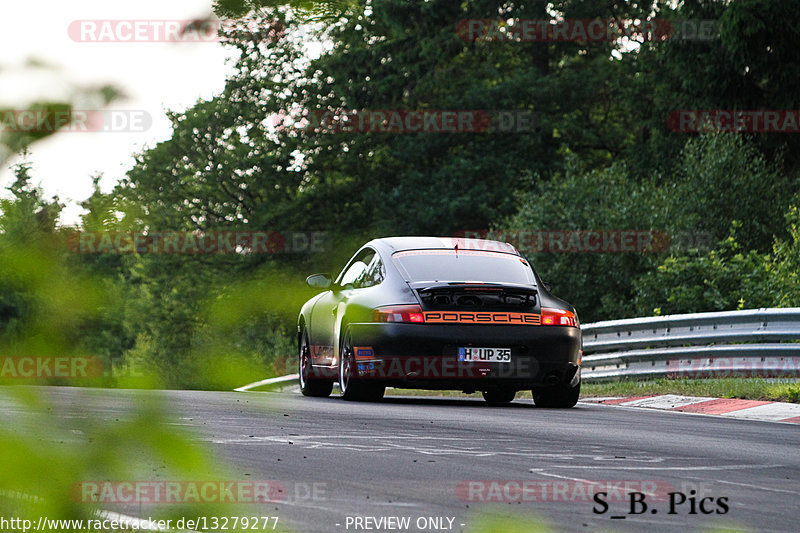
542, 281, 553, 292
306, 273, 332, 289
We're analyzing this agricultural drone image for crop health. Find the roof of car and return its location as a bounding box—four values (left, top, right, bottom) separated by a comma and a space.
368, 236, 520, 255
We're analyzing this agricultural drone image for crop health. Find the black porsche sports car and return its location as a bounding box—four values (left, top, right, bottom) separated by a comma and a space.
297, 237, 582, 407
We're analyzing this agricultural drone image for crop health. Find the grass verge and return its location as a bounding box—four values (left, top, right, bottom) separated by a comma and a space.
385, 378, 800, 404
581, 378, 800, 403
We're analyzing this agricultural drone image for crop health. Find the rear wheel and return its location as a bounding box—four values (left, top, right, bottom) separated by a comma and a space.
299, 330, 333, 397
482, 389, 516, 405
339, 328, 385, 402
532, 382, 580, 408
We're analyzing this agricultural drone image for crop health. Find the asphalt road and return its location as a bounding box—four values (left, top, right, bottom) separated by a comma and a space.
2, 387, 799, 533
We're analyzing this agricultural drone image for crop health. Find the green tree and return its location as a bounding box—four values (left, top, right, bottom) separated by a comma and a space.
630, 222, 774, 316
506, 159, 672, 322
770, 206, 800, 305
0, 159, 64, 344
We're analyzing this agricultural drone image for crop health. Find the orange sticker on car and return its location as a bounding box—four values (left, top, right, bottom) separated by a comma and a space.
354, 346, 375, 360
423, 312, 541, 325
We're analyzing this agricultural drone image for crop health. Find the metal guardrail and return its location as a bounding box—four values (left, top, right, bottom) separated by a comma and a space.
234, 373, 299, 392
234, 308, 800, 391
581, 308, 800, 381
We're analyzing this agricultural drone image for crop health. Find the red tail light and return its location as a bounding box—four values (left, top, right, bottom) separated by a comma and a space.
541, 307, 578, 327
372, 305, 425, 323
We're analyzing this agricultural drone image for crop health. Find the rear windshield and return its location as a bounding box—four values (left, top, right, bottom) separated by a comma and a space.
392, 249, 536, 285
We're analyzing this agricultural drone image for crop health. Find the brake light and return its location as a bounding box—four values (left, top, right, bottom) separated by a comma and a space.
541, 307, 578, 327
373, 305, 425, 323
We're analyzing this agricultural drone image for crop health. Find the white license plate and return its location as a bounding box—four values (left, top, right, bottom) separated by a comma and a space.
458, 347, 512, 362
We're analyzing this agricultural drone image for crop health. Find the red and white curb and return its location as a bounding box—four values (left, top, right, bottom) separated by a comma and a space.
583, 394, 800, 425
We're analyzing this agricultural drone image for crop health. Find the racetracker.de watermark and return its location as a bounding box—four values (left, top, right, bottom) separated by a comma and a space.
272, 110, 538, 133
454, 230, 671, 253
456, 480, 676, 502
65, 231, 326, 254
666, 357, 800, 378
668, 110, 800, 133
0, 110, 151, 133
0, 356, 104, 379
456, 18, 719, 42
67, 19, 285, 43
71, 481, 289, 504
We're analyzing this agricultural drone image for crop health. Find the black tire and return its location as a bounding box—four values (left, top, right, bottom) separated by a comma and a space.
482, 389, 517, 405
299, 330, 333, 397
532, 382, 580, 408
339, 328, 385, 402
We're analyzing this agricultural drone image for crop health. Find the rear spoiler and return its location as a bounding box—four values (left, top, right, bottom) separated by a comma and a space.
408, 281, 538, 294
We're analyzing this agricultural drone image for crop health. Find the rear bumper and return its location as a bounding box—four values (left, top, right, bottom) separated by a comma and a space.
344, 322, 581, 390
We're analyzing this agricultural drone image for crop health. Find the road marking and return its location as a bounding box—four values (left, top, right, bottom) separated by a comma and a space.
214, 435, 488, 441
691, 477, 800, 496
587, 394, 800, 424
529, 469, 606, 485
722, 401, 800, 421
208, 433, 670, 461
616, 395, 717, 409
593, 396, 654, 404
672, 398, 771, 414
547, 464, 784, 471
